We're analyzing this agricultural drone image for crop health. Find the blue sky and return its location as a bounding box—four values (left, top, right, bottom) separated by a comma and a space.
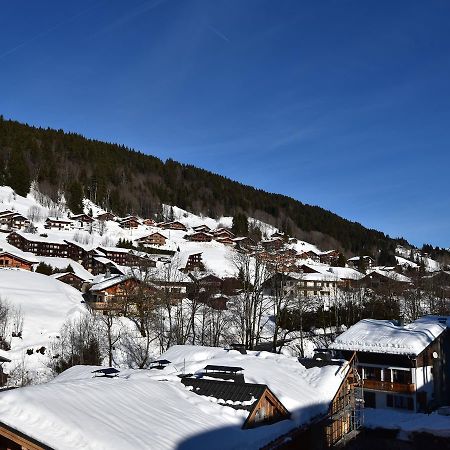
1, 1, 449, 248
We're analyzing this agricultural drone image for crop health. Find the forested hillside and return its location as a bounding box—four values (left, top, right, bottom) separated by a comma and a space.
0, 116, 406, 255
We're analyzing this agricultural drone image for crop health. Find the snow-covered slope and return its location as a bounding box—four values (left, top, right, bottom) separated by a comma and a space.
0, 269, 86, 377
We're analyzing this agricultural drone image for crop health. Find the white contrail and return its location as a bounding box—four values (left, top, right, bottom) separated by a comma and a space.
0, 1, 105, 61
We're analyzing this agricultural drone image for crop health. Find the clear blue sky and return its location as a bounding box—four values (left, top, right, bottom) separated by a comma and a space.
1, 1, 449, 248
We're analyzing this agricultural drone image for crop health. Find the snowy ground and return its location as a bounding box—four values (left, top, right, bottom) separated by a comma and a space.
0, 269, 86, 382
364, 408, 450, 439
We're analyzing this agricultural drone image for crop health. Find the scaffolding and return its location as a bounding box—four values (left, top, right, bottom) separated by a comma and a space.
325, 353, 364, 448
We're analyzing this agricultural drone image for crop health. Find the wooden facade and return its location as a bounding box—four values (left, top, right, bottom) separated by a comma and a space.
186, 232, 213, 242
44, 217, 72, 230
136, 232, 167, 246
53, 272, 85, 291
158, 221, 187, 231
7, 232, 68, 258
0, 252, 34, 271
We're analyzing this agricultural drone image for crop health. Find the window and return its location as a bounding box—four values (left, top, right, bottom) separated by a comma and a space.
363, 367, 381, 381
392, 369, 411, 384
387, 394, 414, 411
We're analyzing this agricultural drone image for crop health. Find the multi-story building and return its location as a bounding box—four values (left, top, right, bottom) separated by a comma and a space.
329, 316, 450, 412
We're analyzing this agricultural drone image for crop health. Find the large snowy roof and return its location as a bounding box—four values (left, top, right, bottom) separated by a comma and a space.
329, 317, 447, 356
0, 345, 349, 450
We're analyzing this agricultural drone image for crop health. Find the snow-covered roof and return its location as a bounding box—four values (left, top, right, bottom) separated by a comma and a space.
12, 230, 67, 245
89, 274, 130, 292
366, 269, 412, 283
329, 317, 447, 356
347, 255, 373, 262
0, 345, 349, 450
327, 267, 364, 280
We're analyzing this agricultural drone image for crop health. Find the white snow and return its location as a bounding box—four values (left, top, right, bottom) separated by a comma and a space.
0, 270, 86, 375
329, 317, 446, 356
364, 408, 450, 439
0, 345, 349, 450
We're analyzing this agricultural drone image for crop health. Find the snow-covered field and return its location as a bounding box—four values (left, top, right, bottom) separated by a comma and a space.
0, 269, 86, 382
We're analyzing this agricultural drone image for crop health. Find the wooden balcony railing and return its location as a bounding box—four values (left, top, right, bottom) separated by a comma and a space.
363, 379, 415, 394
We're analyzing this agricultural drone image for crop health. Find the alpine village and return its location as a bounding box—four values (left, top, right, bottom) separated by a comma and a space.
0, 119, 447, 450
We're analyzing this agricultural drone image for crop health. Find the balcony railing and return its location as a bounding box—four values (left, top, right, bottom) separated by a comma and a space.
363, 379, 415, 394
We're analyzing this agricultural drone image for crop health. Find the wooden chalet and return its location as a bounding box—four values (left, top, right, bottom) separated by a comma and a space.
87, 275, 141, 311
143, 218, 156, 226
7, 232, 68, 258
329, 317, 450, 413
184, 253, 205, 272
0, 211, 30, 230
96, 212, 116, 222
185, 231, 213, 242
319, 250, 340, 265
70, 213, 94, 227
260, 238, 284, 252
232, 236, 256, 250
347, 255, 374, 271
181, 370, 290, 429
0, 251, 35, 271
51, 272, 86, 291
360, 269, 412, 294
119, 216, 141, 229
215, 236, 235, 246
212, 228, 235, 239
44, 217, 72, 231
158, 221, 187, 232
264, 353, 362, 450
135, 232, 167, 247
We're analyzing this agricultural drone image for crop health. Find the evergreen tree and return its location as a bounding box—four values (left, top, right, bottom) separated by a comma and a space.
232, 212, 248, 236
67, 181, 84, 214
7, 149, 30, 196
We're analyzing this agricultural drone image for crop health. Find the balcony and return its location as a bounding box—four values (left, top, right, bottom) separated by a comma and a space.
363, 379, 415, 394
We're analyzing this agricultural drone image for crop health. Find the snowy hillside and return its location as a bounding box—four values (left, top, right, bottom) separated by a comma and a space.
0, 270, 86, 381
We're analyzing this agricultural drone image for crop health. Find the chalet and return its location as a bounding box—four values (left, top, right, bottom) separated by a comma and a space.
264, 271, 340, 299
142, 218, 155, 226
326, 266, 364, 289
119, 216, 141, 229
135, 232, 167, 247
70, 213, 94, 228
212, 228, 235, 239
319, 249, 340, 265
7, 232, 68, 257
90, 256, 125, 276
0, 211, 30, 230
192, 224, 211, 233
64, 240, 98, 269
266, 352, 361, 449
215, 236, 235, 246
0, 345, 361, 450
260, 238, 284, 252
347, 255, 374, 271
184, 253, 205, 272
96, 212, 116, 222
184, 231, 213, 242
232, 236, 256, 250
0, 251, 36, 271
96, 246, 157, 268
181, 375, 290, 429
158, 221, 187, 232
329, 316, 450, 412
96, 246, 132, 266
87, 275, 141, 311
51, 272, 86, 290
361, 269, 412, 293
44, 217, 72, 231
